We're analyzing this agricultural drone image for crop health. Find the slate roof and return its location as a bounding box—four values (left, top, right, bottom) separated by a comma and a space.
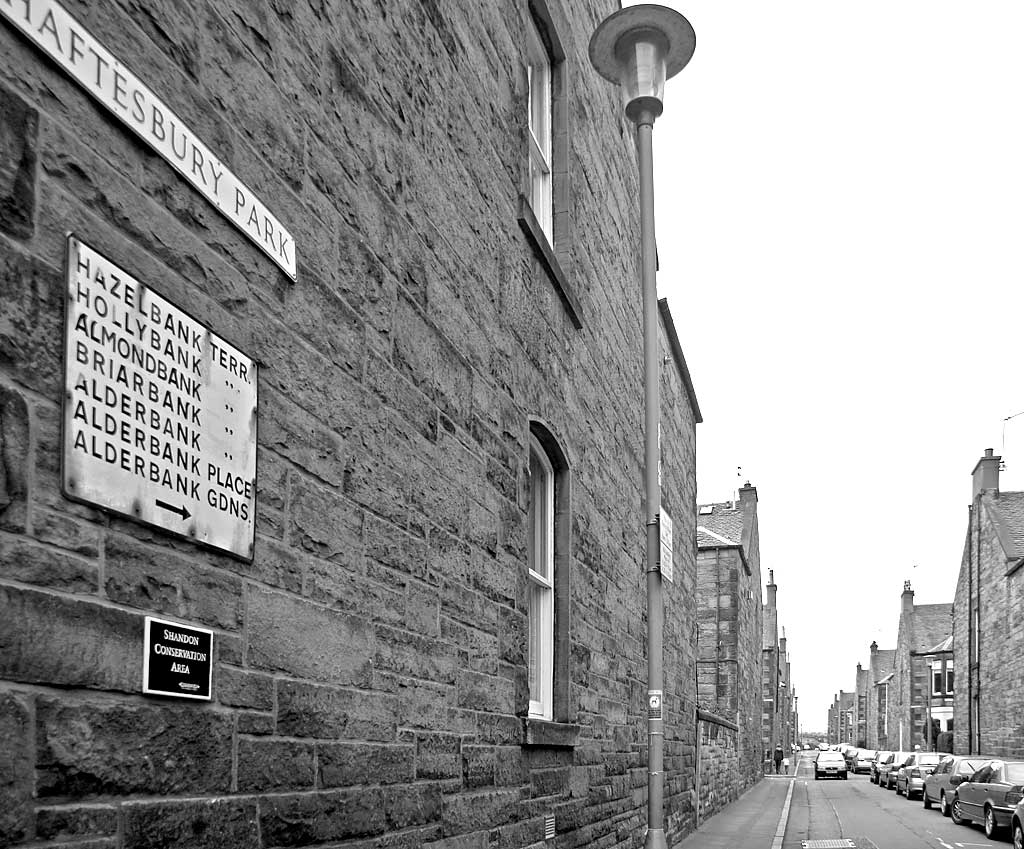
872, 649, 896, 682
696, 502, 744, 548
986, 491, 1024, 565
912, 603, 953, 653
923, 634, 953, 654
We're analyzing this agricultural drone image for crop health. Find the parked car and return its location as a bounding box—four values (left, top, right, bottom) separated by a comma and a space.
879, 752, 913, 789
896, 751, 949, 798
853, 750, 877, 775
871, 751, 893, 784
952, 759, 1024, 839
1010, 796, 1024, 849
924, 755, 989, 816
815, 750, 848, 780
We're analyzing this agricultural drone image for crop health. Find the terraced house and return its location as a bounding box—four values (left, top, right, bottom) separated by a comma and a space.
955, 449, 1024, 757
694, 485, 764, 807
0, 2, 706, 847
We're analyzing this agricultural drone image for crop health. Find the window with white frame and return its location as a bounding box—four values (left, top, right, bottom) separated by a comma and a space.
931, 661, 954, 695
527, 434, 554, 719
526, 18, 553, 242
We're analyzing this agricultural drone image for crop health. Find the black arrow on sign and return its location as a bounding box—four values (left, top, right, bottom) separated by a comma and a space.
156, 499, 191, 520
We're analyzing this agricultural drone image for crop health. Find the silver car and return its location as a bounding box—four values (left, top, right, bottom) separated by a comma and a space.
924, 755, 988, 816
854, 749, 877, 775
952, 759, 1024, 839
896, 751, 949, 798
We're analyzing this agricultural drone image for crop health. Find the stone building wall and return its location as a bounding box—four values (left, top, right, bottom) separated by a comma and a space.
0, 2, 702, 847
954, 493, 1024, 757
693, 494, 763, 813
695, 720, 738, 823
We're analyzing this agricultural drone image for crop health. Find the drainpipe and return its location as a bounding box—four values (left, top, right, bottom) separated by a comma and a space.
976, 494, 982, 753
967, 503, 974, 754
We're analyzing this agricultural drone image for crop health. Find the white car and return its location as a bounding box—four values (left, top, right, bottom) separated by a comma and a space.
815, 751, 848, 780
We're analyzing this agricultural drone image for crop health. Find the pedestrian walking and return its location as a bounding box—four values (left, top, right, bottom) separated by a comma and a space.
782, 756, 790, 775
773, 746, 784, 774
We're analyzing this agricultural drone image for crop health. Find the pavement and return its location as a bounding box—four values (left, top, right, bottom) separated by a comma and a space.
675, 775, 796, 849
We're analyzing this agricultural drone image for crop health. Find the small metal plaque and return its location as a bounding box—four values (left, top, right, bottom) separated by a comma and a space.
659, 510, 674, 582
143, 616, 213, 700
62, 237, 258, 558
648, 690, 663, 721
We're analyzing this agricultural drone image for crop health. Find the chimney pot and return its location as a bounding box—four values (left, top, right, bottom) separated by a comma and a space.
973, 448, 1001, 498
901, 581, 915, 616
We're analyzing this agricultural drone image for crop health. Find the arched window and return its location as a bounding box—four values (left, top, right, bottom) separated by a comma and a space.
526, 421, 570, 724
527, 433, 554, 718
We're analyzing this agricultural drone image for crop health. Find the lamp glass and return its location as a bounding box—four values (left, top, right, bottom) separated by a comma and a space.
614, 28, 668, 118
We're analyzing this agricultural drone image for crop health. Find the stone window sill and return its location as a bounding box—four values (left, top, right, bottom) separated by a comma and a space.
522, 717, 580, 748
517, 194, 582, 330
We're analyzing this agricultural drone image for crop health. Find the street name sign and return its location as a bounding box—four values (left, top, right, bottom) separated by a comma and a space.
0, 0, 296, 279
62, 236, 258, 559
143, 616, 213, 700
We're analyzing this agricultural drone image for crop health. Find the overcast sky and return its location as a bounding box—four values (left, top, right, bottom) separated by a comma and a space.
626, 1, 1024, 730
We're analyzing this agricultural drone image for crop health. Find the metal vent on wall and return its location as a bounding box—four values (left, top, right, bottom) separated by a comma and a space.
544, 815, 555, 839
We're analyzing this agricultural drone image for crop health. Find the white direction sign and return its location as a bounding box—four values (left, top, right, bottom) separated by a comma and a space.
660, 509, 674, 583
0, 0, 296, 279
62, 236, 258, 559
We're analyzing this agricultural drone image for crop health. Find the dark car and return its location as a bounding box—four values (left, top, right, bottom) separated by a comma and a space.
952, 759, 1024, 839
924, 755, 988, 816
871, 750, 893, 784
879, 751, 912, 790
896, 751, 949, 798
880, 749, 913, 786
815, 750, 848, 780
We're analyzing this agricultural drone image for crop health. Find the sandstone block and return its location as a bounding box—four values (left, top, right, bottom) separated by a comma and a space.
247, 586, 373, 684
0, 533, 97, 593
0, 585, 141, 692
0, 82, 37, 238
276, 679, 397, 741
35, 803, 118, 841
258, 789, 385, 845
0, 383, 29, 532
236, 737, 315, 792
318, 742, 414, 787
36, 697, 233, 797
122, 798, 259, 849
0, 693, 32, 844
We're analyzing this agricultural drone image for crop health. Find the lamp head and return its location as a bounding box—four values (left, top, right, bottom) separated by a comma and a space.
589, 4, 695, 123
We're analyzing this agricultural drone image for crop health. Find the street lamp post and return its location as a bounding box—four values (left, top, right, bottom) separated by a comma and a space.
588, 7, 695, 849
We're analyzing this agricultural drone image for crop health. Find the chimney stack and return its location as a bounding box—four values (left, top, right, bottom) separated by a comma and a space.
738, 482, 758, 504
767, 569, 777, 609
972, 448, 1001, 499
870, 640, 878, 656
901, 580, 915, 616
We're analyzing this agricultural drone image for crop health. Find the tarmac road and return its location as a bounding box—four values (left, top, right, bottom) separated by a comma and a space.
783, 751, 1006, 849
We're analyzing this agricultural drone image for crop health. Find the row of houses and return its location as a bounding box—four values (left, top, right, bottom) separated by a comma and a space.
695, 490, 799, 785
830, 449, 1023, 758
0, 2, 797, 846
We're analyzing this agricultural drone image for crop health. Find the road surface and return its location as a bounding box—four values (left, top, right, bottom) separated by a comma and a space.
783, 751, 1007, 849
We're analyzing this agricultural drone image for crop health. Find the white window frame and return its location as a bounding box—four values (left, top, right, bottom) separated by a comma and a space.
528, 434, 555, 720
526, 19, 553, 243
